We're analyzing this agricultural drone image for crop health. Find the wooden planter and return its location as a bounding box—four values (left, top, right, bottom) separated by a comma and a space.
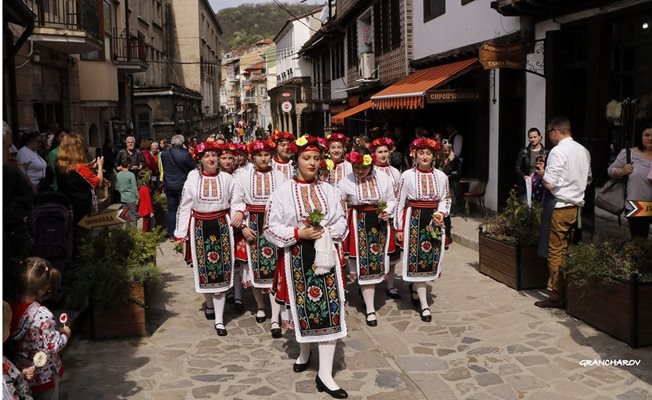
478, 233, 549, 290
566, 275, 652, 348
92, 283, 148, 339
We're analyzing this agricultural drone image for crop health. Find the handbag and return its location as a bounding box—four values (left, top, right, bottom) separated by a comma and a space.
595, 148, 631, 216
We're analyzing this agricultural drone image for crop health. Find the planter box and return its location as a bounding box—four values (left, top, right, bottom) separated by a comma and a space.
566, 275, 652, 348
478, 233, 549, 290
92, 283, 147, 339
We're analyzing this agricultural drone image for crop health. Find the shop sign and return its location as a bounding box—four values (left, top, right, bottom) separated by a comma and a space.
479, 42, 526, 70
281, 92, 291, 98
426, 89, 481, 103
281, 101, 293, 113
626, 201, 652, 218
78, 207, 133, 229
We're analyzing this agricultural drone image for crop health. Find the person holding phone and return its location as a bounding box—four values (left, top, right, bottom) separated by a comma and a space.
515, 128, 548, 201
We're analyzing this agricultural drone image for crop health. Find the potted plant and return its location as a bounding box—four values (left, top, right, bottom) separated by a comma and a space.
563, 238, 652, 348
478, 189, 548, 290
69, 227, 165, 338
152, 192, 168, 229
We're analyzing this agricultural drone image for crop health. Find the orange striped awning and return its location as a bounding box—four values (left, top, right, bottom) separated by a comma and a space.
371, 58, 479, 110
331, 101, 373, 125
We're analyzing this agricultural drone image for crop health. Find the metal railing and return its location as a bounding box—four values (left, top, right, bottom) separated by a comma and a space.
23, 0, 100, 40
112, 29, 147, 63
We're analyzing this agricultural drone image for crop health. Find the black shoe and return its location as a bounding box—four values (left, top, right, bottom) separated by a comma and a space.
270, 322, 282, 339
408, 283, 419, 308
215, 323, 227, 336
420, 308, 432, 323
365, 312, 377, 327
255, 308, 266, 323
386, 287, 401, 299
293, 354, 311, 373
534, 298, 565, 309
204, 307, 215, 320
315, 375, 348, 399
234, 299, 244, 313
226, 291, 235, 303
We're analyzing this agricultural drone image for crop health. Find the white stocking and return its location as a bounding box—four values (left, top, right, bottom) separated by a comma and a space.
212, 292, 226, 326
296, 342, 311, 364
415, 282, 430, 316
317, 341, 340, 390
269, 293, 281, 324
361, 286, 376, 318
253, 288, 265, 317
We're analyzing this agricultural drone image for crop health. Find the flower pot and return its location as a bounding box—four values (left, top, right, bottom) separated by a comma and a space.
92, 283, 148, 339
566, 275, 652, 348
478, 233, 549, 290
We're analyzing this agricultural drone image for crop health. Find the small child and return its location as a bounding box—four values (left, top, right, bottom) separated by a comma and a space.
115, 159, 140, 223
10, 258, 70, 400
137, 169, 154, 232
4, 301, 34, 400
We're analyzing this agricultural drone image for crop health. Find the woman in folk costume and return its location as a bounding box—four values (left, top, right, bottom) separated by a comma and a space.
326, 133, 351, 185
231, 139, 287, 338
393, 138, 451, 323
175, 141, 235, 336
233, 143, 252, 176
264, 135, 349, 399
369, 137, 402, 299
338, 147, 395, 327
271, 131, 296, 179
218, 142, 237, 174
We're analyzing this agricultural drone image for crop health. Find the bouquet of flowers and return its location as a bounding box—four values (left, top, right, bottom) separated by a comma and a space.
174, 240, 185, 254
305, 209, 324, 227
377, 200, 387, 214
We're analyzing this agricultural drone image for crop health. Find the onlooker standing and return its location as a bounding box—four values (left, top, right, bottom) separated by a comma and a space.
46, 129, 67, 191
439, 143, 463, 214
515, 128, 548, 201
143, 141, 160, 190
16, 132, 47, 189
445, 123, 464, 163
160, 134, 196, 238
115, 136, 144, 173
608, 122, 652, 239
137, 169, 154, 232
115, 160, 140, 223
535, 116, 591, 309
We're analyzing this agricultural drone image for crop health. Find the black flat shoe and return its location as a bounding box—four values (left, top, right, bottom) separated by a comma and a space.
316, 375, 348, 399
293, 354, 311, 373
408, 283, 419, 308
215, 323, 227, 336
270, 322, 282, 339
386, 288, 401, 299
365, 312, 377, 327
204, 307, 215, 320
420, 308, 432, 323
226, 291, 235, 303
255, 308, 266, 323
234, 299, 244, 313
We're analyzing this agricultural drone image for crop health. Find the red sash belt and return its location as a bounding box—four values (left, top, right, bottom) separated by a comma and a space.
350, 204, 379, 212
407, 200, 438, 209
246, 204, 266, 213
192, 209, 230, 219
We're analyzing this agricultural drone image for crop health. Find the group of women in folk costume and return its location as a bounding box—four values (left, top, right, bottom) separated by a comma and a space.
174, 132, 450, 399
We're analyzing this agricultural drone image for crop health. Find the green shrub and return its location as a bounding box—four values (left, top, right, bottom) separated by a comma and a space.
480, 189, 542, 246
69, 227, 165, 310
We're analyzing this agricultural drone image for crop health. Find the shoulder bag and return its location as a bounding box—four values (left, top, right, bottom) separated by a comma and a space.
595, 148, 631, 216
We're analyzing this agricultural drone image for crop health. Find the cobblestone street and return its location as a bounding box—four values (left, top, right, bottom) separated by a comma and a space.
59, 218, 652, 400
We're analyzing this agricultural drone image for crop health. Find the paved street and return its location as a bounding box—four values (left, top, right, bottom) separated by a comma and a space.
60, 218, 652, 400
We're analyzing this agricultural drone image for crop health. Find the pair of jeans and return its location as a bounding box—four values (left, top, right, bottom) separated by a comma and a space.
166, 188, 182, 237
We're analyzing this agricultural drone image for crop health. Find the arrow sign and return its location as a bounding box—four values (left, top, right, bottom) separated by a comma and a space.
78, 207, 133, 230
625, 200, 652, 218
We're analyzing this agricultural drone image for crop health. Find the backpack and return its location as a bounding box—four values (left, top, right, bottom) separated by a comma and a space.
30, 193, 73, 272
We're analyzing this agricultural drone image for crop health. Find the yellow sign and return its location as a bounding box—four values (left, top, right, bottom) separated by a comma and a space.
426, 89, 481, 103
625, 201, 652, 218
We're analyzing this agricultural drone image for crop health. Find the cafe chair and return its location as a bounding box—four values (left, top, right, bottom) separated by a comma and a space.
463, 179, 487, 219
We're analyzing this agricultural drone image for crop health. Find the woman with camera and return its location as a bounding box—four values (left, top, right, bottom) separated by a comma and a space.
515, 128, 548, 202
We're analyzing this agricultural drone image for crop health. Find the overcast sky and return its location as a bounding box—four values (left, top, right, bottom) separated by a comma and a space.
210, 0, 324, 13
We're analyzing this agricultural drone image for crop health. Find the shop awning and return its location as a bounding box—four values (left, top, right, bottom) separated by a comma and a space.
331, 101, 373, 125
371, 58, 479, 110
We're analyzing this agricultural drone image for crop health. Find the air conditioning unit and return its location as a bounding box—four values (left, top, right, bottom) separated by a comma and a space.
358, 53, 375, 79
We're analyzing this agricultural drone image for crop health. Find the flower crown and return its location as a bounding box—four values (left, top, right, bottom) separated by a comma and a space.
369, 137, 395, 151
193, 141, 220, 160
219, 142, 238, 155
346, 151, 374, 166
326, 133, 348, 144
247, 139, 276, 155
235, 143, 247, 154
410, 138, 441, 152
324, 159, 335, 171
271, 131, 296, 143
295, 135, 328, 154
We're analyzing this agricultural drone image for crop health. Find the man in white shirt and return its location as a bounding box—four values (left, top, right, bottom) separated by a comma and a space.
534, 116, 591, 308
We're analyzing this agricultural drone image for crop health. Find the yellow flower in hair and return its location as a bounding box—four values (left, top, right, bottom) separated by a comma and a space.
363, 154, 373, 166
325, 159, 335, 171
296, 136, 308, 146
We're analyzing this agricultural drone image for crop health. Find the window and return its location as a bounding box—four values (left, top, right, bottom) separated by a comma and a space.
373, 1, 401, 55
347, 23, 358, 68
424, 0, 445, 22
81, 0, 113, 61
461, 0, 475, 4
137, 112, 150, 138
381, 1, 390, 52
373, 3, 381, 56
331, 39, 344, 79
390, 0, 400, 50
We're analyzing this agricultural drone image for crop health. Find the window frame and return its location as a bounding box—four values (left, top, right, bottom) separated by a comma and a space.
424, 0, 446, 23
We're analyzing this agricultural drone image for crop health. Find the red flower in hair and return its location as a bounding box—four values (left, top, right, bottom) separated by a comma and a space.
346, 151, 374, 166
370, 137, 395, 151
327, 133, 348, 144
193, 141, 220, 160
285, 142, 299, 155
271, 131, 296, 143
410, 138, 441, 152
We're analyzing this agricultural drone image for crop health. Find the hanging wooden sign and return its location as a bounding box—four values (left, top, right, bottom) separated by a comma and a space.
479, 42, 526, 70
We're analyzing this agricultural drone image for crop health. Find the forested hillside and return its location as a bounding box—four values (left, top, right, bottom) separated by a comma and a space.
217, 2, 322, 52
